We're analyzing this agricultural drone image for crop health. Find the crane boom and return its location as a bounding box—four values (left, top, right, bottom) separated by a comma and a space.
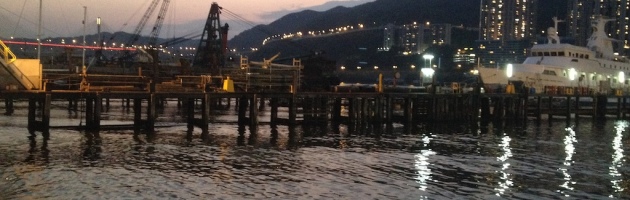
126, 0, 161, 46
148, 0, 170, 46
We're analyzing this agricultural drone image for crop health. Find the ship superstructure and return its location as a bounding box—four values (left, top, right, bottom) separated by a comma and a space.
478, 16, 630, 94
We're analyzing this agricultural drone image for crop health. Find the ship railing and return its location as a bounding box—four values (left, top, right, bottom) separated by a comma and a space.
0, 40, 17, 64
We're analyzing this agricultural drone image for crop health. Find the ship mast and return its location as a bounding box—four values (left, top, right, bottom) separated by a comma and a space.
552, 17, 564, 34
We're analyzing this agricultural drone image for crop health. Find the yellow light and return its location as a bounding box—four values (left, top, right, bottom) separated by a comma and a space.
506, 64, 513, 78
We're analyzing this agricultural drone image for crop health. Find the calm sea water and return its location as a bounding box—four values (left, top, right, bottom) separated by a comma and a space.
0, 100, 629, 199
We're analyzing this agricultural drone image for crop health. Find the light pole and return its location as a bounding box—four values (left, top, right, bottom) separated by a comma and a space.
423, 54, 434, 91
423, 54, 434, 68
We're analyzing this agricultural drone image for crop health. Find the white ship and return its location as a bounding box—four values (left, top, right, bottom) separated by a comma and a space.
478, 16, 630, 94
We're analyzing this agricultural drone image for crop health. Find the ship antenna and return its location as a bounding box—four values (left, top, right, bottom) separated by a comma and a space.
552, 17, 565, 35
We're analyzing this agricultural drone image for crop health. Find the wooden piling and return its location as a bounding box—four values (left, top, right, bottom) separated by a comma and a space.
596, 95, 607, 119
289, 94, 296, 125
202, 94, 210, 139
536, 96, 542, 121
548, 96, 553, 120
615, 97, 621, 119
332, 97, 341, 123
4, 97, 13, 115
566, 96, 572, 120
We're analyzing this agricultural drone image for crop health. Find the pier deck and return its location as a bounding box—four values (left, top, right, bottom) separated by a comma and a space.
2, 88, 630, 139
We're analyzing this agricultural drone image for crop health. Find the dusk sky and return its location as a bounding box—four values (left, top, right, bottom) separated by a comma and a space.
0, 0, 373, 40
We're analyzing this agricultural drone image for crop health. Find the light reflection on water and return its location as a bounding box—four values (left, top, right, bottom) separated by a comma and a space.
414, 134, 434, 199
0, 100, 629, 199
610, 121, 627, 198
495, 134, 512, 196
559, 125, 577, 196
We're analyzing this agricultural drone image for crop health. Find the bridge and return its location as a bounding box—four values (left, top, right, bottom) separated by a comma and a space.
0, 40, 41, 90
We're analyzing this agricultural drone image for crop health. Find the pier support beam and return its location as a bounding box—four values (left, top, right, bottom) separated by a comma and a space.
27, 93, 51, 139
596, 95, 607, 119
249, 94, 259, 129
84, 95, 102, 132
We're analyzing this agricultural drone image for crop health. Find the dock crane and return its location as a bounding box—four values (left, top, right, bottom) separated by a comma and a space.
193, 2, 229, 73
126, 0, 160, 48
116, 0, 170, 66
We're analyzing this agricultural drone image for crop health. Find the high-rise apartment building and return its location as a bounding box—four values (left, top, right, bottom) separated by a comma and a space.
479, 0, 538, 41
477, 0, 538, 68
567, 0, 629, 54
381, 22, 452, 55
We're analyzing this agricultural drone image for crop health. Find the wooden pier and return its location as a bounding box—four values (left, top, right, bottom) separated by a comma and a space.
3, 88, 630, 140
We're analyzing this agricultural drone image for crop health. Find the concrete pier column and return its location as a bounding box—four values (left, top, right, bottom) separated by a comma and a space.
133, 98, 142, 135
270, 97, 279, 125
289, 94, 297, 125
186, 98, 195, 136
42, 94, 51, 139
238, 96, 248, 125
147, 94, 156, 133
249, 94, 258, 128
201, 94, 210, 139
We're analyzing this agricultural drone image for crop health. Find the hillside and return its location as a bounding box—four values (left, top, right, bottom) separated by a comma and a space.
229, 0, 480, 51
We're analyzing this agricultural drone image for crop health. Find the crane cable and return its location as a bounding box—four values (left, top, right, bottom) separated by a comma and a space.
107, 0, 152, 43
10, 0, 27, 38
0, 5, 63, 36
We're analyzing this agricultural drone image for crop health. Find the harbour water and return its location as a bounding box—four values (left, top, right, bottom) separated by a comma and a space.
0, 100, 629, 199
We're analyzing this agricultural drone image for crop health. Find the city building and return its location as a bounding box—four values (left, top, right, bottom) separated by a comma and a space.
476, 0, 538, 68
567, 0, 629, 54
383, 23, 396, 51
381, 22, 452, 55
454, 48, 477, 66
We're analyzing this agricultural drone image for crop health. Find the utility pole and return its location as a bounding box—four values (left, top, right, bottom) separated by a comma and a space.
37, 0, 42, 61
82, 6, 87, 71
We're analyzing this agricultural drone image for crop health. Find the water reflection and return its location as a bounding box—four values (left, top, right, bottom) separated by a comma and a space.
82, 131, 102, 165
414, 133, 435, 197
26, 134, 49, 163
559, 125, 577, 196
237, 124, 246, 146
495, 134, 513, 196
270, 124, 279, 146
610, 121, 627, 198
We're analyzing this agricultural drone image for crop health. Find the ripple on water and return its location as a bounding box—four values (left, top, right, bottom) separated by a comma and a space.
1, 103, 630, 198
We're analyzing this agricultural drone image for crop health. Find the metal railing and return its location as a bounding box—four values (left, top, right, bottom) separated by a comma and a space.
0, 39, 38, 90
0, 40, 17, 64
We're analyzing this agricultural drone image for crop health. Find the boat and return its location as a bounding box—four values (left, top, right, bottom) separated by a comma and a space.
478, 16, 630, 94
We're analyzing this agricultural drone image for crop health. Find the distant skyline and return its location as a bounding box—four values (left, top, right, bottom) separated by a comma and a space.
0, 0, 374, 40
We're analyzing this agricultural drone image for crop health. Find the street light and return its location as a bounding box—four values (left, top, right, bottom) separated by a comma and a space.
423, 54, 434, 68
423, 54, 436, 92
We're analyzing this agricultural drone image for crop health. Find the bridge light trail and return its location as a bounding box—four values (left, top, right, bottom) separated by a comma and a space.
2, 40, 133, 51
